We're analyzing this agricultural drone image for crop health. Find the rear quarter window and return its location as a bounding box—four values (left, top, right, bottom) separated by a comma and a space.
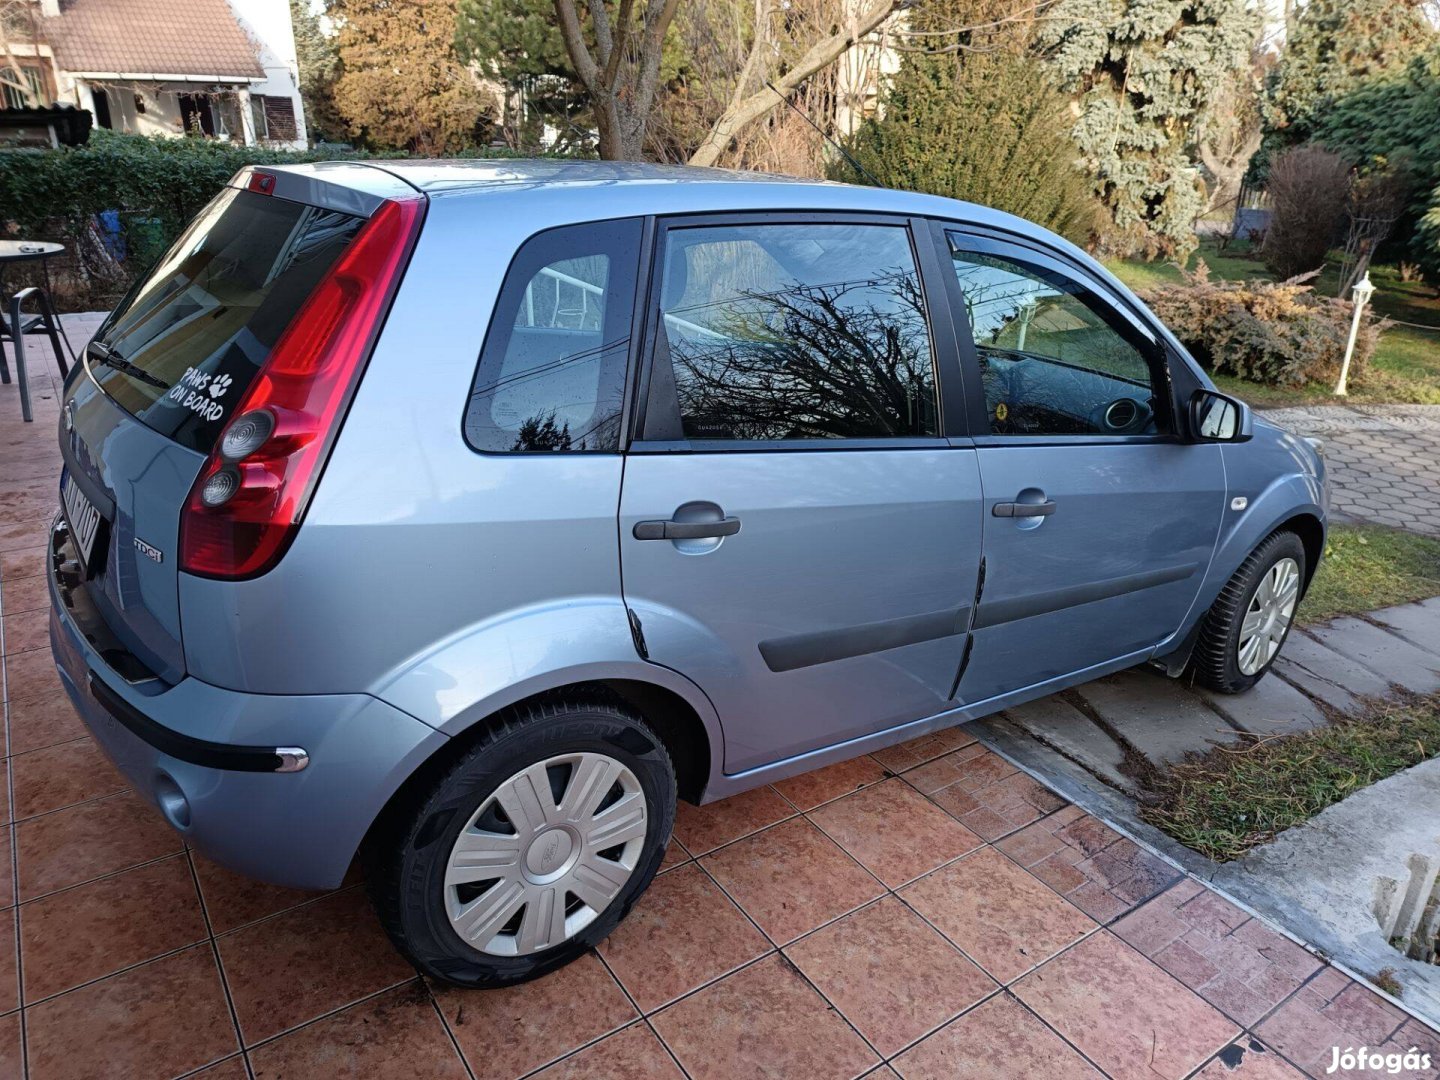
89, 187, 365, 454
464, 218, 643, 453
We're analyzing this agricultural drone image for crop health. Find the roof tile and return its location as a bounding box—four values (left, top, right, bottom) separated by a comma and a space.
48, 0, 264, 80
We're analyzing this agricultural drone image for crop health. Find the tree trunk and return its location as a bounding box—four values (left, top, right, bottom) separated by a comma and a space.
591, 94, 628, 160
551, 0, 681, 162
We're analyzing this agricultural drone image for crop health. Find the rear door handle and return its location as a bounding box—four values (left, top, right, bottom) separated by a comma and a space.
633, 516, 742, 541
993, 500, 1056, 518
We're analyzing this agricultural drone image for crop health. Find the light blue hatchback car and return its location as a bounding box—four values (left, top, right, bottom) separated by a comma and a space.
49, 160, 1326, 986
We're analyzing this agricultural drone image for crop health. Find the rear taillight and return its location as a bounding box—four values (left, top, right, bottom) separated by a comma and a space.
179, 196, 425, 579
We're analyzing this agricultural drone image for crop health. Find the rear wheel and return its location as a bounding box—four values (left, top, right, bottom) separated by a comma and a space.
1189, 530, 1306, 694
366, 699, 676, 987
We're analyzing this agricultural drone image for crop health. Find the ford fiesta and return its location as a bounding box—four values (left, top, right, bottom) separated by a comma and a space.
49, 160, 1326, 986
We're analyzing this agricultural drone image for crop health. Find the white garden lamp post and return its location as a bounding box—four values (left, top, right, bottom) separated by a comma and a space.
1335, 271, 1375, 396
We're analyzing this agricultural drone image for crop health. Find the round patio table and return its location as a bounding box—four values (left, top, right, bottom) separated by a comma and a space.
0, 240, 64, 295
0, 239, 63, 264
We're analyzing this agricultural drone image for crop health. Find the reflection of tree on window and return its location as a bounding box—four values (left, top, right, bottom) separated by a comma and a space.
667, 269, 935, 440
512, 412, 573, 451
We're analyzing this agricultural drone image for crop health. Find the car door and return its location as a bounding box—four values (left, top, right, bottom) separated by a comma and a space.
618, 214, 984, 774
936, 227, 1227, 705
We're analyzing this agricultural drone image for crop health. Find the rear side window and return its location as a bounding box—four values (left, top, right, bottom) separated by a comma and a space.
465, 219, 642, 453
651, 222, 938, 442
90, 187, 365, 454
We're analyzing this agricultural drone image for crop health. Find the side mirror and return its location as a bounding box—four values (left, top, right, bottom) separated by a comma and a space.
1189, 388, 1252, 443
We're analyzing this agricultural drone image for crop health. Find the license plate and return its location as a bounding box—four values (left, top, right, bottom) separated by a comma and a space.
61, 472, 104, 572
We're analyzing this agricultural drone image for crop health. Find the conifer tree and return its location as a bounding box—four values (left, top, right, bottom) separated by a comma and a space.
290, 0, 343, 144
1037, 0, 1259, 258
330, 0, 495, 154
1262, 0, 1434, 164
838, 34, 1103, 246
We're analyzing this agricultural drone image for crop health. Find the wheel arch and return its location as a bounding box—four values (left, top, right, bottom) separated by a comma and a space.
1153, 508, 1325, 677
362, 674, 715, 865
1279, 510, 1325, 596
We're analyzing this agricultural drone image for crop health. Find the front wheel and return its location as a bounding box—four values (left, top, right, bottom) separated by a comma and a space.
366, 699, 676, 987
1188, 530, 1306, 694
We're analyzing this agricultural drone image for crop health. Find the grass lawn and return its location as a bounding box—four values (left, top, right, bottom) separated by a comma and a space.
1300, 524, 1440, 625
1141, 696, 1440, 861
1105, 239, 1440, 408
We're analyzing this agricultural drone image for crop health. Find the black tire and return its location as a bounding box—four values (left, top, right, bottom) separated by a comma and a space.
1188, 529, 1307, 694
365, 698, 676, 988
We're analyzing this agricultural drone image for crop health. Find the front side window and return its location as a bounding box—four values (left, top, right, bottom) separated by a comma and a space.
465, 218, 642, 452
946, 234, 1164, 437
653, 222, 938, 442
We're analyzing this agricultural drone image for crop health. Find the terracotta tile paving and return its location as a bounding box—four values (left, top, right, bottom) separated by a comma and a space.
597, 861, 769, 1011
0, 362, 1437, 1077
785, 896, 995, 1055
1115, 882, 1325, 1028
901, 845, 1095, 983
651, 953, 879, 1080
891, 992, 1104, 1079
809, 777, 983, 887
701, 816, 884, 943
1013, 930, 1241, 1080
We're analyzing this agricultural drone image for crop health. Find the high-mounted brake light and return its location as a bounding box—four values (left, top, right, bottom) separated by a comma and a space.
247, 171, 276, 195
179, 196, 425, 579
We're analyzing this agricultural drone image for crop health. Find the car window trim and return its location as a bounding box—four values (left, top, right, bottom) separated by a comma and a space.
627, 437, 955, 454
933, 222, 1180, 441
630, 210, 965, 450
941, 223, 1165, 340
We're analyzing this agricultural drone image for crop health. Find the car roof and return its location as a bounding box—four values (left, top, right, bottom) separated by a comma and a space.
283, 156, 1028, 234
356, 158, 812, 192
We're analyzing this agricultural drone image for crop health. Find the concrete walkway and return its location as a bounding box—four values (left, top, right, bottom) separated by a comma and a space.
1264, 405, 1440, 536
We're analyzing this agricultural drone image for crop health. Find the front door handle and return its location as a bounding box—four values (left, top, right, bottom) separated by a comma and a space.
993, 500, 1056, 518
633, 516, 742, 541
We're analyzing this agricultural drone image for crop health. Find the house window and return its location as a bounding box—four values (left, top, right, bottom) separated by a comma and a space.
178, 94, 216, 136
92, 88, 113, 129
1, 64, 48, 110
250, 94, 297, 142
212, 94, 243, 140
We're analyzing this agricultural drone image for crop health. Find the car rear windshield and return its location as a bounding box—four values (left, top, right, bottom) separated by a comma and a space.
88, 186, 365, 453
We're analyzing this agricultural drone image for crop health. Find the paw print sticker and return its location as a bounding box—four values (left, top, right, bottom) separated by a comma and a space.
209, 373, 233, 399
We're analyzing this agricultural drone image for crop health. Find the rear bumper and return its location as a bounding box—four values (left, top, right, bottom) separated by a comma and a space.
49, 575, 448, 890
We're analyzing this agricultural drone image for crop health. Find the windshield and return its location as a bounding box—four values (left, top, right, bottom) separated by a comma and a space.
89, 187, 365, 453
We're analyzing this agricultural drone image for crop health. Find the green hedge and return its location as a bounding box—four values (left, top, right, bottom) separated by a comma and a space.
0, 130, 528, 306
0, 130, 373, 237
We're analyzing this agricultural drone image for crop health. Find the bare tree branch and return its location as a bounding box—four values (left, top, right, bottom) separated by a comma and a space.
601, 0, 636, 88
552, 0, 683, 158
587, 0, 617, 75
689, 0, 902, 167
553, 0, 602, 90
633, 0, 684, 117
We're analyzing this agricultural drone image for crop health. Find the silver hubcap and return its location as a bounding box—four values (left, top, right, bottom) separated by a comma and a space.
1238, 557, 1300, 676
444, 752, 647, 957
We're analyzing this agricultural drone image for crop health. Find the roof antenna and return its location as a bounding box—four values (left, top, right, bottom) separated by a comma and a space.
764, 80, 886, 188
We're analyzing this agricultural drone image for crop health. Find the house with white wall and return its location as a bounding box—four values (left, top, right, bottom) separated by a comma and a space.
3, 0, 307, 148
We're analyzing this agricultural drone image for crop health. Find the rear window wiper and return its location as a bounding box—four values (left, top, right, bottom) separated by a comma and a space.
87, 342, 171, 391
